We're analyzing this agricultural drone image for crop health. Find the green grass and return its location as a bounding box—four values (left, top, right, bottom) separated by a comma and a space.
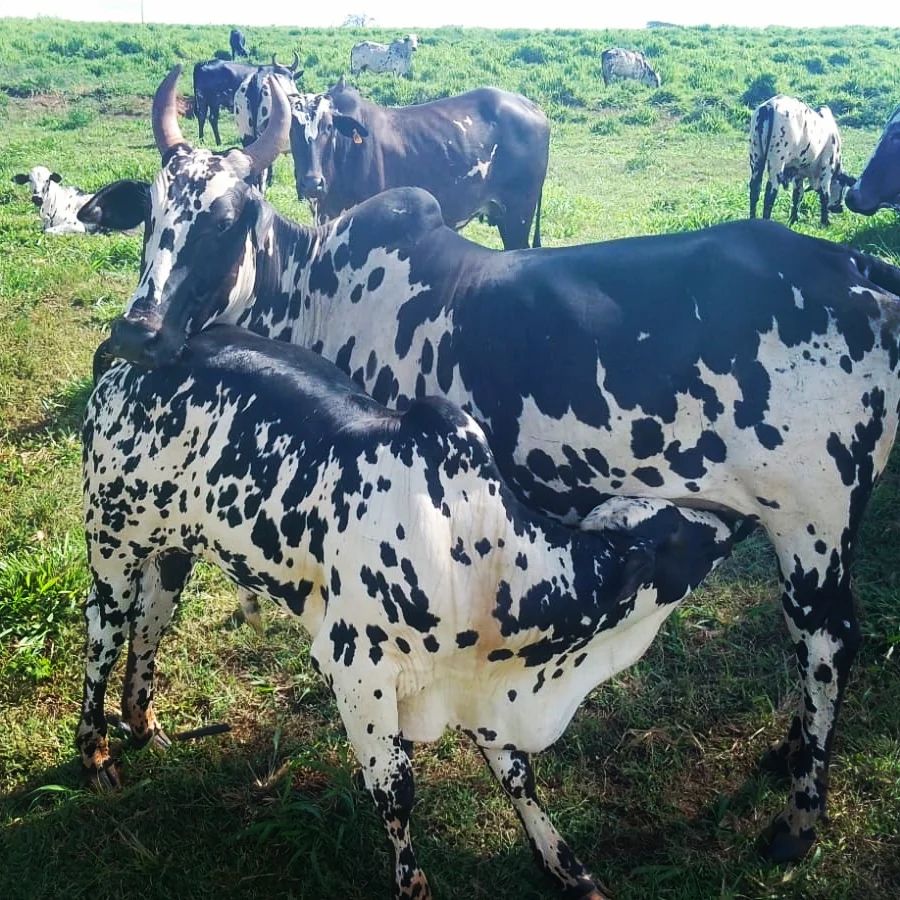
1, 17, 900, 900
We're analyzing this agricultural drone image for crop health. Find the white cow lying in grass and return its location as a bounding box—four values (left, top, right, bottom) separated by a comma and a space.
79, 324, 744, 900
11, 165, 97, 235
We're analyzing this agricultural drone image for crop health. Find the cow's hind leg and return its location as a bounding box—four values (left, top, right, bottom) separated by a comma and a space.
323, 656, 430, 899
818, 189, 830, 226
788, 181, 804, 225
76, 561, 143, 789
760, 557, 861, 862
762, 179, 779, 219
121, 550, 193, 749
479, 747, 607, 899
749, 171, 763, 218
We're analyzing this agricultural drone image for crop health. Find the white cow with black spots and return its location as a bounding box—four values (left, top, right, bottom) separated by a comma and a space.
11, 165, 97, 235
350, 34, 418, 76
80, 323, 742, 900
749, 94, 856, 226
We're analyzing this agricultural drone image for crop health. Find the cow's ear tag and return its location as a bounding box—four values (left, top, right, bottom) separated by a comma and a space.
353, 129, 364, 145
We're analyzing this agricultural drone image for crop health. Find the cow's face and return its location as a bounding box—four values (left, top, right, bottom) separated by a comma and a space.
78, 66, 290, 368
647, 70, 661, 89
290, 92, 369, 202
846, 113, 900, 216
12, 165, 61, 205
828, 171, 856, 213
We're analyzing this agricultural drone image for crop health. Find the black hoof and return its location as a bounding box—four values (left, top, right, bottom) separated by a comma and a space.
84, 758, 122, 792
758, 822, 816, 863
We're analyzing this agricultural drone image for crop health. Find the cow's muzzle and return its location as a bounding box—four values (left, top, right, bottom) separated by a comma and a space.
108, 317, 182, 368
299, 175, 326, 199
845, 187, 879, 216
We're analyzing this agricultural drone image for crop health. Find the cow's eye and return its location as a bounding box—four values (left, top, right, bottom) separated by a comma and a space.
217, 215, 235, 232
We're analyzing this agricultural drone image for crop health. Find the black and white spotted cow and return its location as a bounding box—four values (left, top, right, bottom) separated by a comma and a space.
749, 94, 856, 226
229, 27, 248, 61
846, 104, 900, 216
80, 323, 742, 899
11, 165, 97, 235
289, 78, 549, 248
80, 68, 900, 864
350, 34, 418, 76
233, 53, 303, 188
600, 48, 661, 88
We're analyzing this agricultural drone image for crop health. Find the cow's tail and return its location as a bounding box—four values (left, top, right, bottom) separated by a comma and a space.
531, 186, 543, 249
751, 103, 774, 182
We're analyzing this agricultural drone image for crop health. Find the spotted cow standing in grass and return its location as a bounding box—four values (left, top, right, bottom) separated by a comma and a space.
350, 34, 418, 76
81, 323, 743, 899
749, 94, 856, 226
80, 68, 900, 864
11, 166, 97, 235
233, 52, 303, 188
600, 48, 661, 88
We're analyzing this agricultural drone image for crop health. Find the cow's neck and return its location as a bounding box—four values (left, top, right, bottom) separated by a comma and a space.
237, 202, 319, 340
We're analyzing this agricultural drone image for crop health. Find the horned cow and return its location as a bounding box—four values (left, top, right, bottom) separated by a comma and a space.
749, 94, 856, 226
80, 68, 900, 866
350, 34, 418, 76
80, 324, 742, 900
11, 165, 96, 235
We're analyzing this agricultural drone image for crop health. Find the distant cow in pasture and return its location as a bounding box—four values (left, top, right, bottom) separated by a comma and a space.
229, 28, 248, 60
233, 52, 303, 188
11, 165, 96, 235
601, 48, 661, 88
80, 323, 743, 899
846, 104, 900, 215
749, 94, 855, 226
290, 79, 549, 247
350, 34, 418, 76
192, 59, 257, 144
80, 68, 900, 866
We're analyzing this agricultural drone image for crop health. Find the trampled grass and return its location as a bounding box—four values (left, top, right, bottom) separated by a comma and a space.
0, 17, 899, 900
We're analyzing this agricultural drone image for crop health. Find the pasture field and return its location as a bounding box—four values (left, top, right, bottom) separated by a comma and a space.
1, 18, 900, 899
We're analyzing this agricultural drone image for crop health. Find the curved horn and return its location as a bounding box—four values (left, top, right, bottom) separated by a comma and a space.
290, 50, 300, 72
244, 76, 291, 176
152, 64, 186, 156
271, 52, 279, 67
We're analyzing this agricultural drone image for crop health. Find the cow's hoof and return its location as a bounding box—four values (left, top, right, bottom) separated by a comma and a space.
84, 758, 122, 792
150, 728, 172, 751
758, 822, 816, 863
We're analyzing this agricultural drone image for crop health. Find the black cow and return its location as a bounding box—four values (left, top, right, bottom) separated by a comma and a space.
81, 69, 900, 865
289, 79, 549, 249
229, 28, 248, 61
192, 59, 256, 145
846, 105, 900, 215
81, 324, 741, 899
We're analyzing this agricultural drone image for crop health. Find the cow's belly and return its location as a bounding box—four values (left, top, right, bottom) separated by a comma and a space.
398, 592, 677, 752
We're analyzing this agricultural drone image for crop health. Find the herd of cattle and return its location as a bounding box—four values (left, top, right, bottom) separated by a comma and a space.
9, 29, 900, 899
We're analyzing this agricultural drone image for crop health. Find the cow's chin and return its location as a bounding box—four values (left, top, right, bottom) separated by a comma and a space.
108, 316, 186, 369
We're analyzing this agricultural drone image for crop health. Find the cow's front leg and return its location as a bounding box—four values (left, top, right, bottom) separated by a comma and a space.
479, 747, 607, 899
76, 567, 141, 789
121, 551, 193, 749
324, 655, 429, 900
760, 567, 861, 863
818, 189, 831, 226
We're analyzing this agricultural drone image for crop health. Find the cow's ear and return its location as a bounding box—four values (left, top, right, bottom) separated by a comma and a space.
49, 172, 63, 184
612, 543, 656, 606
334, 115, 368, 140
841, 173, 857, 188
78, 179, 150, 231
11, 173, 29, 185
